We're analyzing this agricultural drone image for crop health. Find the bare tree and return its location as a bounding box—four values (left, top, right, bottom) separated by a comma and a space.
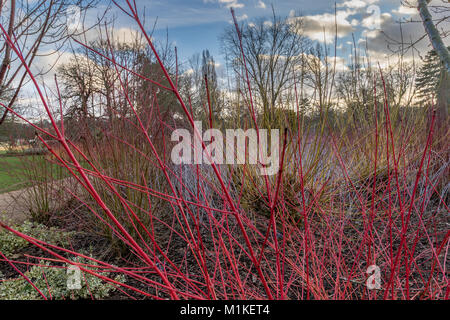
416, 0, 450, 121
57, 52, 97, 120
0, 0, 100, 126
397, 0, 449, 121
417, 0, 450, 72
57, 28, 180, 144
221, 8, 309, 128
181, 50, 222, 126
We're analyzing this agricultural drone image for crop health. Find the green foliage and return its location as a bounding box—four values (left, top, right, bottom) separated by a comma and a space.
0, 221, 74, 257
0, 155, 65, 195
0, 258, 125, 300
415, 46, 450, 105
0, 156, 29, 193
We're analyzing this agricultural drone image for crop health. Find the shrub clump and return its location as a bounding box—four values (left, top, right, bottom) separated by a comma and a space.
0, 258, 125, 300
0, 221, 74, 257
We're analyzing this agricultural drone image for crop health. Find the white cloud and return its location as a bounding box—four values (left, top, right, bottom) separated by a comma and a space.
256, 1, 266, 9
228, 13, 248, 24
72, 27, 143, 46
362, 12, 390, 29
110, 27, 143, 45
297, 11, 355, 43
338, 0, 378, 9
237, 14, 248, 21
207, 0, 244, 9
331, 56, 349, 71
30, 51, 89, 88
338, 0, 368, 9
357, 11, 450, 67
392, 4, 418, 16
296, 54, 349, 73
263, 20, 273, 27
361, 29, 379, 39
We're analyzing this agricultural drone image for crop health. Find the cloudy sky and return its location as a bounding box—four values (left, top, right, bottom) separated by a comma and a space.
95, 0, 448, 71
4, 0, 447, 118
19, 0, 449, 95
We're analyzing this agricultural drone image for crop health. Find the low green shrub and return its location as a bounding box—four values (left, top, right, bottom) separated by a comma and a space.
0, 258, 125, 300
0, 221, 74, 257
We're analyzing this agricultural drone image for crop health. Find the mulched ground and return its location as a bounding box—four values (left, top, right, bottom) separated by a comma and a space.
1, 194, 448, 300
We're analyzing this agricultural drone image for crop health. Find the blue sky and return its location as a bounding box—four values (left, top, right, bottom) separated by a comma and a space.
25, 0, 449, 95
146, 0, 342, 61
95, 0, 448, 71
8, 0, 448, 118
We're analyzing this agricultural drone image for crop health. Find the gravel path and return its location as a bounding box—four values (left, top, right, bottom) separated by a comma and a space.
0, 188, 29, 225
0, 178, 77, 226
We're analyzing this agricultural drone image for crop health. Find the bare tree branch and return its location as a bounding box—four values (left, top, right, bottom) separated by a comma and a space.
418, 0, 450, 74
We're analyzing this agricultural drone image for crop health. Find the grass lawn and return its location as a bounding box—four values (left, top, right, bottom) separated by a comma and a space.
0, 156, 30, 193
0, 154, 86, 194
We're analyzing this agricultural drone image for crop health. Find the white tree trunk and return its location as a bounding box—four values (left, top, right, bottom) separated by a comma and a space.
418, 0, 449, 121
418, 0, 450, 74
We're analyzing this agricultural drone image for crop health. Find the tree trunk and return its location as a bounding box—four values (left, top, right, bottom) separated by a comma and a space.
418, 0, 450, 124
437, 70, 450, 127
